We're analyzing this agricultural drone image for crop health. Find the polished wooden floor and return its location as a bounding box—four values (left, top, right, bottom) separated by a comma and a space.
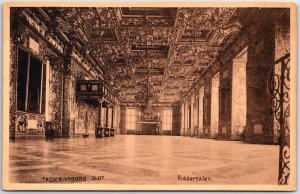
9, 135, 279, 184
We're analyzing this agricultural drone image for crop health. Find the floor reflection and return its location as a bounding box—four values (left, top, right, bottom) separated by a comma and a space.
9, 135, 279, 184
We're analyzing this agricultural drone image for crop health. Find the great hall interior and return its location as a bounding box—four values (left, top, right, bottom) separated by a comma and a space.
8, 7, 291, 185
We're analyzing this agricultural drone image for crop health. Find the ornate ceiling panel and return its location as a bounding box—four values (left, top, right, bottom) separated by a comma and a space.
176, 8, 236, 29
117, 8, 177, 27
119, 28, 176, 45
41, 7, 243, 105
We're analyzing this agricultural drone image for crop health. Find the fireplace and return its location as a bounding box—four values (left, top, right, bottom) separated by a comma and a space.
137, 110, 161, 135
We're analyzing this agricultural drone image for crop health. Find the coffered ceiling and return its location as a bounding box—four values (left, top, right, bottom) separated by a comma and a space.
41, 7, 243, 105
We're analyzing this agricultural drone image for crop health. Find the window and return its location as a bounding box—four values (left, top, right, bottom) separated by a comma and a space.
188, 106, 191, 128
194, 99, 199, 128
17, 47, 46, 114
203, 95, 211, 125
126, 108, 136, 130
220, 87, 231, 122
162, 109, 172, 131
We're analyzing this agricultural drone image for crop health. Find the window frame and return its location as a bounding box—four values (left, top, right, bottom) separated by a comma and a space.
162, 109, 172, 131
16, 46, 46, 115
126, 107, 136, 130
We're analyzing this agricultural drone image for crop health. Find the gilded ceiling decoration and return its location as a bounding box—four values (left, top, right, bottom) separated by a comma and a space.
40, 7, 243, 105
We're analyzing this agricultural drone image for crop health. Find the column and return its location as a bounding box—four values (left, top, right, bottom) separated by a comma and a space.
231, 49, 247, 140
116, 105, 121, 135
203, 83, 211, 137
111, 107, 114, 129
104, 105, 110, 137
114, 106, 119, 134
184, 102, 188, 136
45, 60, 50, 122
190, 95, 194, 136
198, 87, 204, 136
182, 102, 185, 136
245, 11, 275, 144
194, 95, 199, 136
106, 106, 109, 128
98, 100, 102, 127
211, 73, 220, 138
95, 99, 104, 138
180, 103, 184, 136
218, 67, 231, 140
62, 52, 75, 137
44, 59, 58, 138
110, 107, 115, 136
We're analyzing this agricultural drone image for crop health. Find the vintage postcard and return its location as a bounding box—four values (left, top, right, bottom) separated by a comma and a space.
2, 2, 297, 191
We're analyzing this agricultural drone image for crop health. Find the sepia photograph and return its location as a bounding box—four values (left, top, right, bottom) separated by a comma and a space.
2, 2, 297, 191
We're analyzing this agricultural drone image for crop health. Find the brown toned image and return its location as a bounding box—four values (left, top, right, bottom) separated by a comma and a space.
2, 2, 297, 191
